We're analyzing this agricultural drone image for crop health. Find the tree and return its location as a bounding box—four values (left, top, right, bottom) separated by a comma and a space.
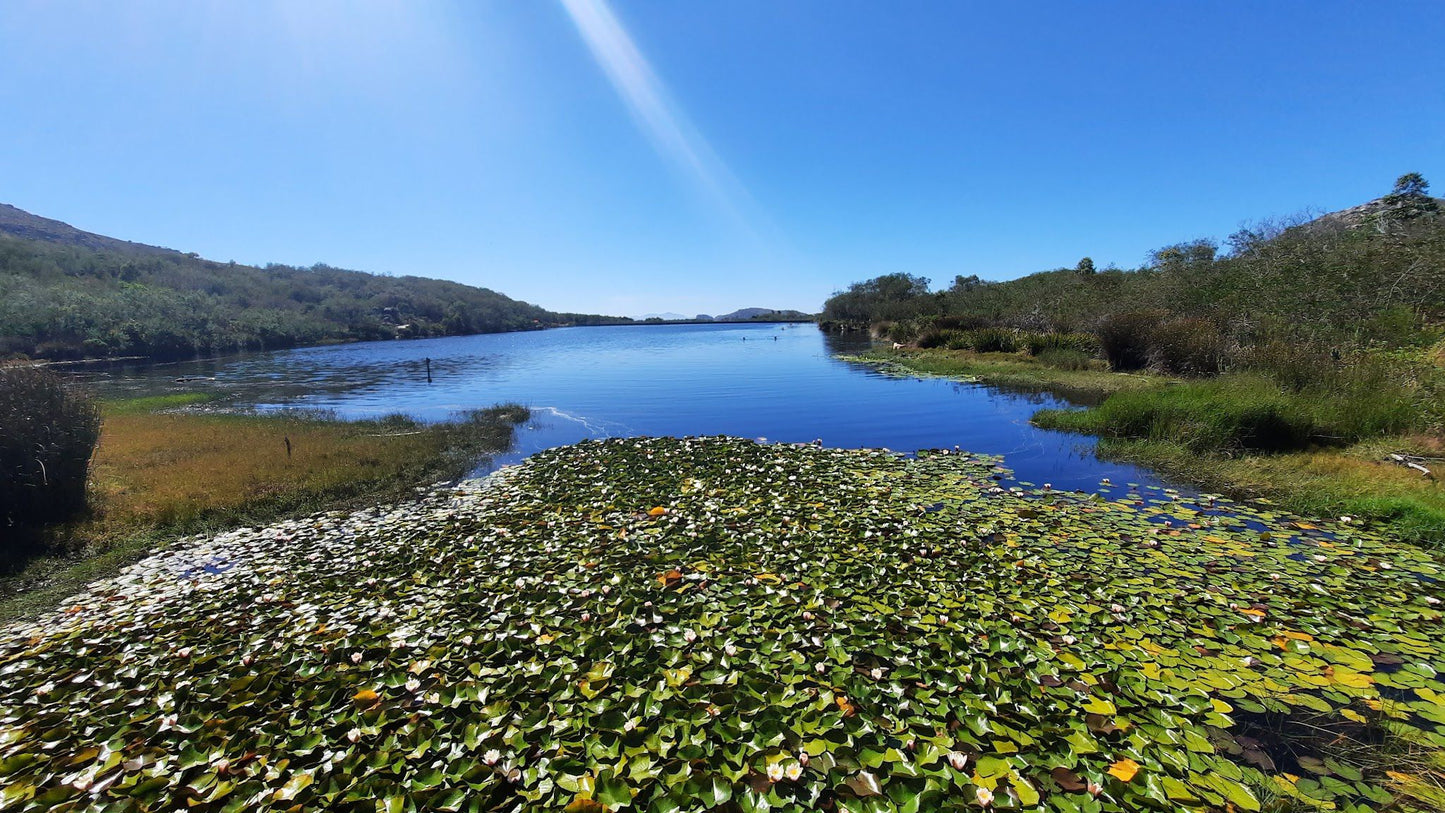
1075, 257, 1096, 275
950, 274, 986, 293
1392, 172, 1429, 197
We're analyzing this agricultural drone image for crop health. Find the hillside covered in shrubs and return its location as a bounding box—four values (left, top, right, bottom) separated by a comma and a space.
822, 180, 1443, 374
823, 177, 1445, 542
0, 203, 631, 361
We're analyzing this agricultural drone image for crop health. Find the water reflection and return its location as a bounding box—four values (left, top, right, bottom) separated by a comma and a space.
76, 324, 1162, 491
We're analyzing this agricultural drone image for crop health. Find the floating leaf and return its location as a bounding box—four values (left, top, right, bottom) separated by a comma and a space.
1108, 759, 1140, 782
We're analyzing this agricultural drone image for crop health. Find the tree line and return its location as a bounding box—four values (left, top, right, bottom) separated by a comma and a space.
820, 174, 1444, 360
0, 238, 630, 361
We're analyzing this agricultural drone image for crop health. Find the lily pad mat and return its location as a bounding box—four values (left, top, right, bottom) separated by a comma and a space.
2, 436, 1442, 812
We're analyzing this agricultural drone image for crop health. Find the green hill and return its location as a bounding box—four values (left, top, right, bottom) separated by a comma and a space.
0, 204, 630, 361
821, 182, 1445, 354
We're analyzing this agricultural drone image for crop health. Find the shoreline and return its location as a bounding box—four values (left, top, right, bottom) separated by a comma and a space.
0, 399, 529, 622
842, 345, 1445, 547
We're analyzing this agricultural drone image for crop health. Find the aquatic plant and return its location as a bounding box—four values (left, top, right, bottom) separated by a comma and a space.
1, 436, 1442, 811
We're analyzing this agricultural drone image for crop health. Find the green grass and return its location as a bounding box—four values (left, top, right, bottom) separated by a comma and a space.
100, 391, 218, 415
850, 347, 1444, 547
0, 398, 529, 621
1080, 437, 1445, 548
839, 348, 1160, 405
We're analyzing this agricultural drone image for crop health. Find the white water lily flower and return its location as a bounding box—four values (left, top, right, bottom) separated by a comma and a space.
405, 677, 421, 693
947, 751, 968, 770
351, 652, 363, 663
870, 667, 884, 680
683, 629, 698, 643
724, 643, 738, 657
482, 749, 501, 766
346, 728, 361, 743
784, 762, 802, 780
766, 762, 785, 782
975, 786, 993, 806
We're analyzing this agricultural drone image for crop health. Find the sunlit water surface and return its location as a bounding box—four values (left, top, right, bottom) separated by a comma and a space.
81, 323, 1163, 492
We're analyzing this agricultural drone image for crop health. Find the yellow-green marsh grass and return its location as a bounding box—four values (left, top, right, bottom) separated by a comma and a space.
0, 398, 527, 620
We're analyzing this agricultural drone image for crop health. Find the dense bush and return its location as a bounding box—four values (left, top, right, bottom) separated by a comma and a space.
1148, 317, 1225, 376
1039, 370, 1418, 453
1043, 376, 1313, 452
1035, 348, 1094, 370
1097, 309, 1166, 371
915, 328, 963, 349
1241, 341, 1342, 392
1023, 331, 1099, 356
1, 366, 101, 530
969, 327, 1019, 353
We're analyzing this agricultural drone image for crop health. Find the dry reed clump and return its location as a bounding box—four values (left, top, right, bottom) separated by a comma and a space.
1, 365, 100, 533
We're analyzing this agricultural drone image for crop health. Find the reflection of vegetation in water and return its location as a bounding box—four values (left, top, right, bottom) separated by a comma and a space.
3, 437, 1441, 811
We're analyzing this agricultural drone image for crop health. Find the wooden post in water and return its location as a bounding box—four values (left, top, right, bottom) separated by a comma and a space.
425, 357, 433, 384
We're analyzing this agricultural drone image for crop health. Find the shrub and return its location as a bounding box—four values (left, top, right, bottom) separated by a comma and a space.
933, 314, 992, 332
1035, 349, 1094, 371
1041, 376, 1314, 452
969, 327, 1019, 353
1, 366, 101, 530
883, 321, 923, 344
1148, 317, 1225, 376
1023, 332, 1100, 357
1240, 340, 1340, 392
916, 329, 964, 349
1097, 309, 1166, 371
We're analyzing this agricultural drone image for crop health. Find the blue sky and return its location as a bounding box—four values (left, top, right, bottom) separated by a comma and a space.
2, 2, 1442, 318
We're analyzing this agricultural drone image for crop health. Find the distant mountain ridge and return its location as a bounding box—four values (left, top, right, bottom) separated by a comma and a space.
640, 308, 813, 323
0, 203, 630, 361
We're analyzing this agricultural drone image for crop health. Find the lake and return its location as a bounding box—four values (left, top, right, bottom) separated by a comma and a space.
82, 323, 1162, 492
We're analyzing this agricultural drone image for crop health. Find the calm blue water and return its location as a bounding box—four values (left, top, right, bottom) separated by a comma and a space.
84, 323, 1161, 492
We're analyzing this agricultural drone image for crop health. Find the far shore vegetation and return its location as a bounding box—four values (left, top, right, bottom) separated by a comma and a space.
0, 371, 528, 621
823, 175, 1445, 547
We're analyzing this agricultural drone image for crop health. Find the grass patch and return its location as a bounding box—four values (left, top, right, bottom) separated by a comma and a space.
100, 391, 218, 415
845, 347, 1443, 546
839, 348, 1159, 405
1035, 373, 1420, 453
1080, 437, 1445, 548
0, 400, 528, 621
